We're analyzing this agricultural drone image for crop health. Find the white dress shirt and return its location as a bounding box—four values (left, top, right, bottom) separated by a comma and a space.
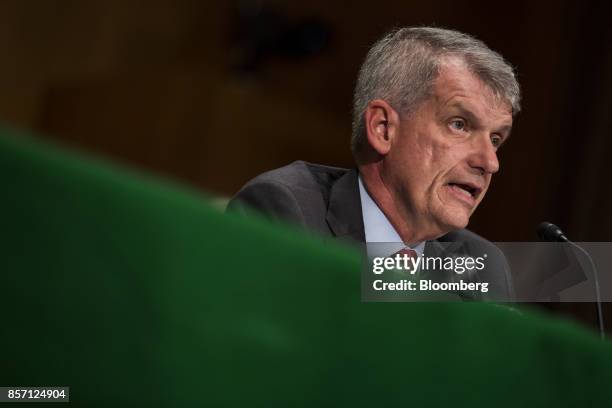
358, 174, 425, 257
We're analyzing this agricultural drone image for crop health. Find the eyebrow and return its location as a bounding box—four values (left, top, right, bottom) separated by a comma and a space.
447, 102, 513, 136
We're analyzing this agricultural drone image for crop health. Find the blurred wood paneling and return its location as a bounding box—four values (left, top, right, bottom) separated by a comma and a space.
1, 0, 610, 335
0, 0, 610, 242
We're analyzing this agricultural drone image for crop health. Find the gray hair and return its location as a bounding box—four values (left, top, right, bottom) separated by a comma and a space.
351, 26, 521, 154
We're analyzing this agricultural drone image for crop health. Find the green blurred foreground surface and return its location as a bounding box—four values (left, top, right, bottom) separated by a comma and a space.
1, 127, 612, 407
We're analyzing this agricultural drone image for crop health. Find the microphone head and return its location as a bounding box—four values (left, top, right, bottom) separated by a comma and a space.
537, 222, 568, 242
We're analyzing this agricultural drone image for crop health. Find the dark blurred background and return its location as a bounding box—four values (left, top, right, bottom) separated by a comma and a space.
2, 0, 611, 330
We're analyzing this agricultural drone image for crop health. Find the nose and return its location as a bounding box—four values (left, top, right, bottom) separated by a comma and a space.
468, 134, 499, 175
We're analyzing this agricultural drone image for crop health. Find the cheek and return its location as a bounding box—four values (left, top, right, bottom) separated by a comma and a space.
425, 141, 459, 184
429, 136, 462, 161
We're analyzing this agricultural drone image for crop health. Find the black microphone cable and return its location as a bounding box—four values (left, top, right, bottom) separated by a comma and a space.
537, 222, 605, 340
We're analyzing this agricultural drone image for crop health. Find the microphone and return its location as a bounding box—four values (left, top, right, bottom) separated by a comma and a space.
536, 222, 605, 340
537, 222, 568, 242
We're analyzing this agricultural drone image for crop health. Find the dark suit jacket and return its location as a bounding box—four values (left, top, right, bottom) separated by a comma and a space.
228, 161, 515, 300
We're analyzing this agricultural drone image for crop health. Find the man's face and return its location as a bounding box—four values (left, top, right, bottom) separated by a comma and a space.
382, 58, 513, 239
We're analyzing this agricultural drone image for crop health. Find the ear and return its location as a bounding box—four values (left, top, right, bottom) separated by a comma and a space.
364, 99, 400, 156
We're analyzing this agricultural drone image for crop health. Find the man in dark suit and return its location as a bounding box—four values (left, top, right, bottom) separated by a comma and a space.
228, 27, 520, 300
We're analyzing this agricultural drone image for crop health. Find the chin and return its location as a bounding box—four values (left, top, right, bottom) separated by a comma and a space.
438, 212, 470, 232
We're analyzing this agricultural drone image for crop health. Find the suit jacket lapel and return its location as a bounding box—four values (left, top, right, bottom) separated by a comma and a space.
326, 168, 365, 242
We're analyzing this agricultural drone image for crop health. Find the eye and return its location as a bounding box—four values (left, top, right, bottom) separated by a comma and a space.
449, 118, 467, 132
491, 134, 503, 148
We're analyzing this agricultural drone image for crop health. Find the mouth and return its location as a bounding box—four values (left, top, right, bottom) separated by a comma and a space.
445, 181, 483, 206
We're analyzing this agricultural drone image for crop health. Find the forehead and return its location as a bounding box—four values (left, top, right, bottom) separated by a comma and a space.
432, 58, 513, 124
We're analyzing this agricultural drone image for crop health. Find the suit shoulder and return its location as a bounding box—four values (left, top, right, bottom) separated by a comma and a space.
440, 229, 501, 252
442, 228, 488, 243
440, 228, 509, 265
240, 161, 349, 193
227, 161, 350, 225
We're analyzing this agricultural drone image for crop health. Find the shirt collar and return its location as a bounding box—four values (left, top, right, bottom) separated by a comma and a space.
358, 174, 425, 256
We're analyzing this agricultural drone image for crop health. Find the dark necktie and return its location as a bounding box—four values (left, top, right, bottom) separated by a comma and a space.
395, 247, 417, 258
393, 247, 419, 274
